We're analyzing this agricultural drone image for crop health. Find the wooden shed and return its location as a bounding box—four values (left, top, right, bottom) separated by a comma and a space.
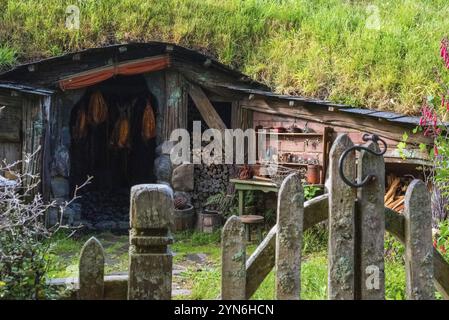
0, 42, 429, 228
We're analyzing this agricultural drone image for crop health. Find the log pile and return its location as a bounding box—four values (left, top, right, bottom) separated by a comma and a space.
384, 174, 409, 213
190, 164, 237, 210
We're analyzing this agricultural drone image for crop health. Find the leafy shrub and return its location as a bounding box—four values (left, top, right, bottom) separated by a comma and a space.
0, 154, 89, 299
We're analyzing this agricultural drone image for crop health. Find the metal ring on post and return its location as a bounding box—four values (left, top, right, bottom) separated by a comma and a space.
338, 134, 387, 188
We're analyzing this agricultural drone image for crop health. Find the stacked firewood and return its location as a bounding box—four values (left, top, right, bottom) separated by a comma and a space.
384, 174, 409, 213
190, 164, 237, 210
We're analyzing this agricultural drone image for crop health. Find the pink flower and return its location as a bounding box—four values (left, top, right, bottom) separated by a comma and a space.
434, 144, 439, 156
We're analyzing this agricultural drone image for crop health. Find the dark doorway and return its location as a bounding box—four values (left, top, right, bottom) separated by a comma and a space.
69, 75, 157, 229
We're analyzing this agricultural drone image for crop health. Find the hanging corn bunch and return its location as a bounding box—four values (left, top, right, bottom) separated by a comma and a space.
141, 98, 156, 141
73, 106, 88, 140
87, 91, 108, 125
111, 104, 131, 149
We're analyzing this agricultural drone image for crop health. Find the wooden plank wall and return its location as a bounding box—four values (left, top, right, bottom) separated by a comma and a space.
0, 90, 22, 167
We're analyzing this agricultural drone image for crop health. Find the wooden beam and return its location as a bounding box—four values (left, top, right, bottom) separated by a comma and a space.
241, 98, 431, 145
245, 194, 449, 300
188, 83, 227, 130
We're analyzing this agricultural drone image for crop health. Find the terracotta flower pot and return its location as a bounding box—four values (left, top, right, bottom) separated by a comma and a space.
307, 164, 320, 184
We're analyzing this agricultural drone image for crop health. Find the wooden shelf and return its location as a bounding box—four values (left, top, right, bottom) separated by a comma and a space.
256, 162, 321, 167
257, 131, 322, 136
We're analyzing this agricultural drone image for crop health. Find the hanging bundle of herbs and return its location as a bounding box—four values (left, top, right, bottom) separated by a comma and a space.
141, 98, 156, 141
87, 91, 108, 125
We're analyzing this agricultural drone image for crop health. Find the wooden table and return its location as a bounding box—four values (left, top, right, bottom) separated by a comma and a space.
230, 178, 324, 216
229, 178, 279, 216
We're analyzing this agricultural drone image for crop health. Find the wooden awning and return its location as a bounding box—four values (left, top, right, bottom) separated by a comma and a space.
59, 54, 170, 90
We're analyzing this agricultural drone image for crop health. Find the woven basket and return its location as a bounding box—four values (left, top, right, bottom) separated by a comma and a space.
269, 165, 296, 186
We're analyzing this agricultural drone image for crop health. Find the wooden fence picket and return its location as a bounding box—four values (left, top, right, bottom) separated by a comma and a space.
357, 141, 385, 299
128, 184, 174, 300
404, 179, 434, 300
327, 134, 356, 300
79, 236, 105, 300
275, 173, 303, 300
221, 215, 246, 300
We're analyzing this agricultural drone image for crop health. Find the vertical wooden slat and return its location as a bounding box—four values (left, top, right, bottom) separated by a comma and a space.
164, 70, 187, 140
275, 173, 303, 300
221, 215, 246, 300
79, 237, 105, 300
357, 141, 385, 300
404, 179, 434, 300
328, 134, 356, 300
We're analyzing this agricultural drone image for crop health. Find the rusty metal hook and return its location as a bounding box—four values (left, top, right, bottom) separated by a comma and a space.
338, 134, 387, 188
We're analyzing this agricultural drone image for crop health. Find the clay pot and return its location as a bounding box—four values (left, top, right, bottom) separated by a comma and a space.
306, 164, 320, 184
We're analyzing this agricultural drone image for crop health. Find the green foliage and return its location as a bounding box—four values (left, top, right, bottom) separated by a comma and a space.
0, 45, 17, 70
302, 225, 328, 255
0, 0, 448, 113
204, 191, 237, 217
304, 185, 320, 200
435, 219, 449, 261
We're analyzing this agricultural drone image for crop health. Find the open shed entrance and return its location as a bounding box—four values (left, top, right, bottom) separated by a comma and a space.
69, 75, 157, 230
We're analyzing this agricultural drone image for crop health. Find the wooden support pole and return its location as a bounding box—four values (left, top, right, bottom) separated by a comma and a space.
357, 141, 385, 300
221, 215, 246, 300
127, 184, 174, 300
404, 179, 434, 300
79, 237, 105, 300
275, 173, 303, 300
188, 83, 227, 131
327, 134, 356, 300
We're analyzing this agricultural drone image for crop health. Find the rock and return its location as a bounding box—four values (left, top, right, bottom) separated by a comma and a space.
47, 207, 59, 225
185, 253, 207, 264
117, 221, 129, 230
154, 155, 173, 184
51, 177, 70, 198
94, 221, 117, 230
172, 164, 194, 192
51, 144, 70, 177
156, 141, 176, 156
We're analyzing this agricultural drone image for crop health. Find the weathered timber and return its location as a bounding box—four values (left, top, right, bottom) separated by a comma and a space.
245, 194, 328, 299
163, 70, 187, 140
128, 184, 174, 300
327, 134, 356, 300
78, 237, 105, 300
241, 98, 430, 145
357, 141, 385, 299
246, 196, 449, 300
404, 180, 434, 300
275, 173, 303, 300
188, 83, 227, 131
221, 216, 246, 300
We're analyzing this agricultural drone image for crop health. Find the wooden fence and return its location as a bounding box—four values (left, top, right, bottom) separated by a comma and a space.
73, 133, 449, 300
221, 133, 438, 300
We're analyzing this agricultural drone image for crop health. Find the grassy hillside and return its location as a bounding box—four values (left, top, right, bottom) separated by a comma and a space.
1, 0, 449, 114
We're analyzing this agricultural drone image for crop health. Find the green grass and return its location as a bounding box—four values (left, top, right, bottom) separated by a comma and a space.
46, 228, 414, 300
0, 0, 448, 114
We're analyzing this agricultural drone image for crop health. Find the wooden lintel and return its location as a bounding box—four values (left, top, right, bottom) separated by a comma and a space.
188, 83, 227, 130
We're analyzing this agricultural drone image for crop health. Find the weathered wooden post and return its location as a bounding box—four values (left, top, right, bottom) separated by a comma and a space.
327, 134, 356, 300
357, 141, 385, 299
275, 173, 303, 300
79, 237, 105, 300
127, 184, 174, 300
221, 215, 246, 300
404, 179, 434, 300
